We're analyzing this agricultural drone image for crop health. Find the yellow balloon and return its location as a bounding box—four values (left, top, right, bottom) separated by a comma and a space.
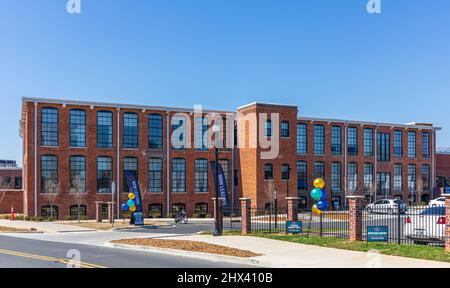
312, 205, 322, 216
314, 178, 325, 189
130, 206, 136, 212
128, 193, 136, 200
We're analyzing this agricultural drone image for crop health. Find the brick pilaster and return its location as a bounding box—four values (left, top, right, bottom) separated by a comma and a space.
443, 194, 450, 253
347, 196, 365, 241
240, 198, 252, 235
286, 197, 299, 222
95, 201, 104, 223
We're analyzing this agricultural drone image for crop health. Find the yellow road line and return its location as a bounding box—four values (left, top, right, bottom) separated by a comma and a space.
0, 248, 106, 268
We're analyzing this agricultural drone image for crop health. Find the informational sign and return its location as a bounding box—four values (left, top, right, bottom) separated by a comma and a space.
367, 226, 389, 242
286, 221, 303, 234
124, 171, 144, 226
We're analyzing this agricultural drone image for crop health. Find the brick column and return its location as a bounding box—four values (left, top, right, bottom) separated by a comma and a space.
95, 201, 104, 223
347, 196, 365, 241
443, 194, 450, 253
240, 198, 252, 235
286, 197, 299, 222
107, 202, 115, 224
213, 198, 224, 233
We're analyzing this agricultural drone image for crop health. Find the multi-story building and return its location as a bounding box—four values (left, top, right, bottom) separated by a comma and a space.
437, 151, 450, 193
0, 160, 23, 214
19, 98, 440, 219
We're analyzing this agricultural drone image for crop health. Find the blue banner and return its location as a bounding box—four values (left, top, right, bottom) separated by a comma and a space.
124, 171, 144, 226
210, 161, 230, 208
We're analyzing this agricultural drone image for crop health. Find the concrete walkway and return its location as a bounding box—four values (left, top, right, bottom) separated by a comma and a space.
150, 235, 450, 268
0, 220, 97, 233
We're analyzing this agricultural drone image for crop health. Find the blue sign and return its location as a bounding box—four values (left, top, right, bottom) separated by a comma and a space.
367, 226, 389, 242
286, 221, 303, 234
445, 187, 450, 194
124, 171, 144, 226
210, 161, 230, 208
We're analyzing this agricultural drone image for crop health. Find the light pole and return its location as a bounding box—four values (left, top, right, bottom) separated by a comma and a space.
213, 123, 222, 237
111, 181, 115, 228
274, 188, 278, 229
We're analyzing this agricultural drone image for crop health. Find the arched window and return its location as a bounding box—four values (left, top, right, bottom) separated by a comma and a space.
70, 109, 86, 147
41, 155, 58, 193
195, 159, 208, 193
123, 112, 139, 148
172, 158, 186, 192
97, 111, 113, 148
281, 121, 290, 138
148, 203, 163, 218
70, 205, 87, 219
264, 164, 273, 180
41, 107, 59, 146
194, 203, 209, 218
41, 205, 59, 219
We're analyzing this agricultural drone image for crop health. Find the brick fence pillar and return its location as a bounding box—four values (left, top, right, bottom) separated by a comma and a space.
286, 197, 299, 222
443, 194, 450, 253
213, 198, 224, 234
95, 201, 104, 223
107, 202, 115, 224
240, 198, 252, 235
347, 196, 365, 241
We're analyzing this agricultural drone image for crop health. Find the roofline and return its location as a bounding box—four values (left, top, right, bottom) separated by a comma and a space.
22, 97, 234, 114
236, 102, 298, 111
298, 116, 442, 131
0, 167, 22, 171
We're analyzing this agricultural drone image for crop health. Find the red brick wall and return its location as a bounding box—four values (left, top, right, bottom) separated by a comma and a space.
0, 190, 23, 214
437, 154, 450, 177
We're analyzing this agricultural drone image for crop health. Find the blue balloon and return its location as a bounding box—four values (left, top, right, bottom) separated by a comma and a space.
320, 189, 327, 201
121, 203, 129, 211
127, 200, 136, 208
317, 200, 329, 211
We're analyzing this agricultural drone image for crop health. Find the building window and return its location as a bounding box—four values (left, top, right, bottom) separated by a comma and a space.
123, 113, 139, 148
408, 164, 416, 193
377, 133, 390, 161
363, 163, 374, 193
41, 205, 58, 219
148, 204, 163, 218
172, 158, 186, 193
148, 114, 163, 150
195, 117, 209, 151
194, 203, 209, 218
281, 164, 290, 180
172, 203, 186, 215
14, 177, 22, 189
219, 159, 231, 191
331, 126, 342, 156
264, 164, 274, 180
97, 111, 113, 148
422, 132, 430, 159
0, 177, 11, 188
281, 121, 290, 138
348, 163, 358, 193
148, 158, 163, 193
348, 127, 358, 156
69, 109, 86, 148
69, 156, 86, 193
394, 130, 403, 158
297, 161, 307, 191
331, 162, 341, 192
364, 128, 374, 157
421, 165, 430, 192
314, 125, 325, 155
41, 155, 58, 193
297, 124, 307, 155
265, 120, 272, 137
394, 164, 403, 192
377, 173, 391, 197
102, 204, 109, 219
314, 162, 325, 180
408, 131, 416, 159
97, 157, 113, 193
41, 107, 59, 146
70, 205, 87, 218
123, 157, 138, 192
195, 159, 208, 193
172, 116, 186, 150
298, 196, 308, 209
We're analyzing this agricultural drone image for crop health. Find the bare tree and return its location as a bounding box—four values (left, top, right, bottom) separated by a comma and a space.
416, 176, 424, 206
264, 181, 275, 208
365, 181, 377, 204
139, 182, 149, 202
69, 176, 86, 222
42, 180, 60, 219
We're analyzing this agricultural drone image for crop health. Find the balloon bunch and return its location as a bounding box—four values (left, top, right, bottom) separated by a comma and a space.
310, 178, 329, 215
122, 193, 137, 213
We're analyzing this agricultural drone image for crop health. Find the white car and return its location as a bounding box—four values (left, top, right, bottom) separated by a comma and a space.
429, 197, 446, 207
366, 199, 407, 214
404, 206, 447, 245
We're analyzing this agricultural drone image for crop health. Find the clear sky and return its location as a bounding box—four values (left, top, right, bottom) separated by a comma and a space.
1, 0, 449, 164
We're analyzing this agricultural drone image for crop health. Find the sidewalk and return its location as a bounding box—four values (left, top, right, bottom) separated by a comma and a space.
137, 235, 450, 268
0, 220, 97, 233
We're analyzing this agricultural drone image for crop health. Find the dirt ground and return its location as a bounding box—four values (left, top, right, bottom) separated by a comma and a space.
0, 226, 34, 233
111, 238, 262, 258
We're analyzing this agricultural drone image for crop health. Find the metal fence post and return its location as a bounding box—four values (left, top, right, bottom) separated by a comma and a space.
320, 212, 323, 237
397, 204, 401, 245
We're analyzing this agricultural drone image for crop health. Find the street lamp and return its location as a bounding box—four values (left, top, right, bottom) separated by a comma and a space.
213, 123, 222, 237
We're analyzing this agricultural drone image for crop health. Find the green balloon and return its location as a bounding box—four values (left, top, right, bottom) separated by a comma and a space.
311, 188, 323, 201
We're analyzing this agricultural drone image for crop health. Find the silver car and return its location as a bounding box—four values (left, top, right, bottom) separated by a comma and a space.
366, 199, 407, 215
404, 206, 446, 245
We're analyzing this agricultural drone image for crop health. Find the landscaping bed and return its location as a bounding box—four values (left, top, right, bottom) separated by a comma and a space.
60, 220, 160, 231
0, 226, 35, 233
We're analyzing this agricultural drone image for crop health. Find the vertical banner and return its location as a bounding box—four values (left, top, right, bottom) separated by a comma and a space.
124, 171, 144, 226
210, 161, 230, 208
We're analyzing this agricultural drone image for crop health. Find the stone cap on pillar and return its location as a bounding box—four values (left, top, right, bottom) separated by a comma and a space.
107, 202, 115, 205
286, 197, 300, 200
95, 201, 105, 204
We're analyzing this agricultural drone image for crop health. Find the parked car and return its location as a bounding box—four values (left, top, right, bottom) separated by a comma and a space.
429, 197, 446, 207
366, 199, 407, 214
404, 206, 446, 245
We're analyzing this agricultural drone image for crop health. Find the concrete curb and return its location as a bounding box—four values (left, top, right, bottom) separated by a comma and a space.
104, 242, 265, 267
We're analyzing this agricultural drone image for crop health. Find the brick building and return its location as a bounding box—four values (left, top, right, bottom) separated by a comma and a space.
437, 152, 450, 193
20, 98, 440, 219
0, 160, 23, 214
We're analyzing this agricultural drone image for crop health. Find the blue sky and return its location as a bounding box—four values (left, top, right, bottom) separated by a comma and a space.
1, 0, 449, 164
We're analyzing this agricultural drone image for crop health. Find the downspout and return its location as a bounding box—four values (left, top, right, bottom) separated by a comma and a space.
34, 102, 38, 217
166, 109, 171, 216
432, 129, 436, 197
344, 122, 348, 207
116, 107, 121, 219
374, 124, 379, 202
231, 113, 236, 209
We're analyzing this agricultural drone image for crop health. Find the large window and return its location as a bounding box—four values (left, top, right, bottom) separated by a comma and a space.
314, 162, 325, 180
264, 164, 274, 180
408, 164, 416, 193
281, 121, 290, 138
363, 163, 374, 192
41, 206, 58, 219
297, 124, 307, 155
172, 116, 186, 150
314, 125, 325, 155
172, 158, 186, 193
41, 107, 59, 146
195, 117, 209, 151
394, 164, 403, 192
195, 203, 209, 218
148, 114, 163, 149
422, 132, 430, 159
265, 120, 272, 137
123, 157, 138, 192
331, 162, 341, 192
69, 156, 86, 193
123, 113, 139, 148
281, 164, 290, 180
219, 159, 231, 191
69, 109, 86, 148
331, 126, 342, 156
97, 157, 113, 193
148, 204, 163, 218
148, 158, 163, 193
408, 131, 416, 159
297, 161, 307, 191
195, 159, 208, 193
348, 163, 358, 193
70, 205, 87, 218
421, 165, 430, 192
97, 111, 113, 148
377, 132, 390, 161
394, 130, 403, 158
377, 173, 391, 197
41, 155, 58, 192
364, 128, 374, 157
348, 127, 358, 156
